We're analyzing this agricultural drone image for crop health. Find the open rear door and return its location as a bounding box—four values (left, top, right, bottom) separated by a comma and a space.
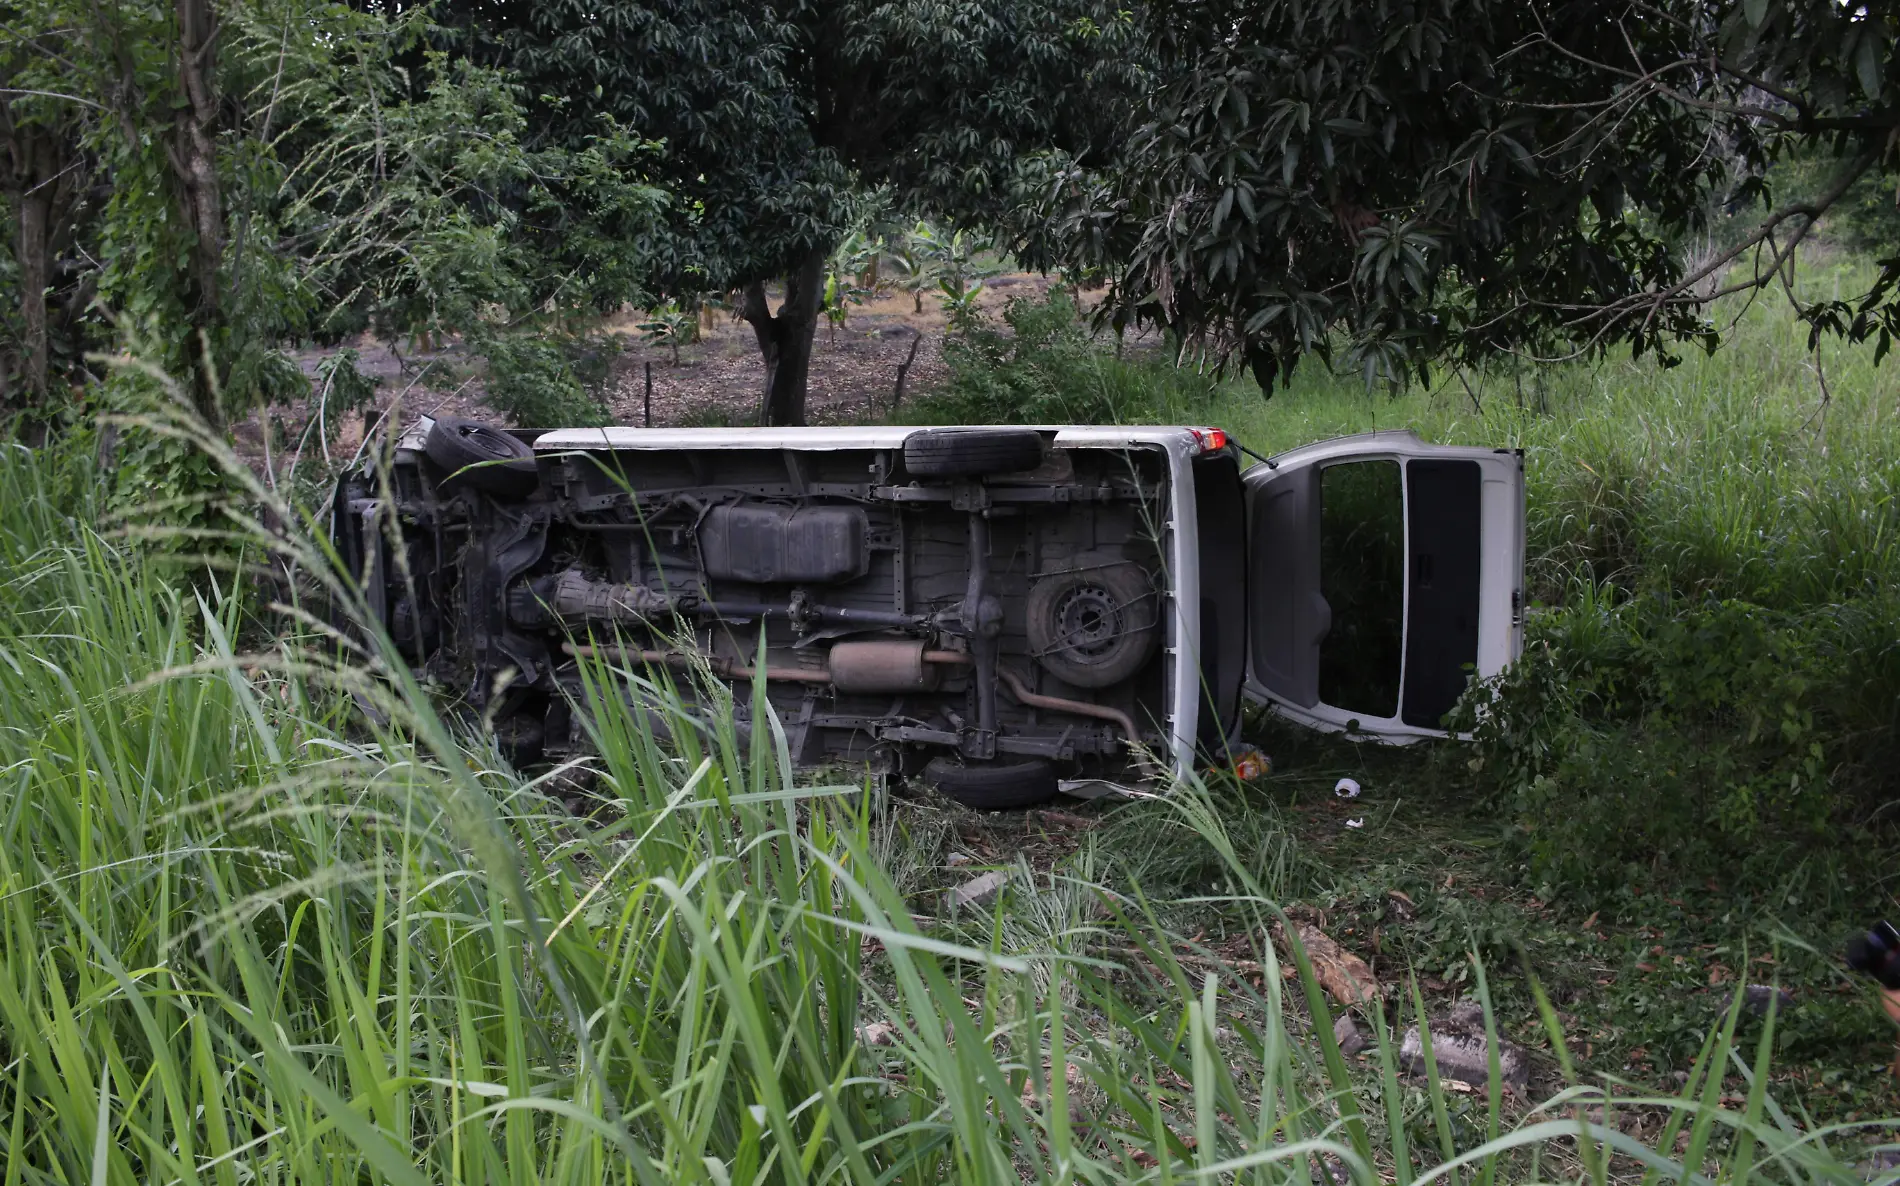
1242, 430, 1524, 740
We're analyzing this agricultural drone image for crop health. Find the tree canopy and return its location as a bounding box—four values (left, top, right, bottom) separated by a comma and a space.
446, 0, 1143, 423
3, 0, 1899, 446
1016, 0, 1900, 390
0, 0, 663, 432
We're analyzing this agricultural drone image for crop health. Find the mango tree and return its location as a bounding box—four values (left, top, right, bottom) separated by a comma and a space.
444, 0, 1143, 424
1017, 0, 1900, 391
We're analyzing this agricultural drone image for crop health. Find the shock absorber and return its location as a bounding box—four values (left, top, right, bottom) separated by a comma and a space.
960, 489, 1003, 759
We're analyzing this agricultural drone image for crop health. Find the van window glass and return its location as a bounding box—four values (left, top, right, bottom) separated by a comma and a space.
1401, 459, 1483, 726
1317, 460, 1404, 719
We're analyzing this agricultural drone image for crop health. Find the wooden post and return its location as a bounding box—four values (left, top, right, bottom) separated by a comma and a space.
890, 331, 923, 414
644, 360, 653, 427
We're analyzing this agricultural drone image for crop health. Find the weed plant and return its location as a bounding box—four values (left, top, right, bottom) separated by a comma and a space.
2, 405, 1895, 1179
472, 325, 618, 427
914, 264, 1899, 903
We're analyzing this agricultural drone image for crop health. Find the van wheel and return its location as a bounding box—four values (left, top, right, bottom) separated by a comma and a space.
1026, 562, 1160, 688
426, 416, 539, 498
904, 428, 1043, 478
923, 756, 1059, 810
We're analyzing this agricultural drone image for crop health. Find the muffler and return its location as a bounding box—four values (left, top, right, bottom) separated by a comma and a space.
827, 640, 944, 694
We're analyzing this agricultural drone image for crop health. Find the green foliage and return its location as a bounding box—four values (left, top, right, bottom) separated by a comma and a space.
1, 1, 665, 429
905, 222, 997, 320
313, 348, 380, 442
1449, 593, 1863, 896
472, 327, 617, 427
1020, 0, 1900, 391
1250, 717, 1900, 1111
453, 1, 1139, 293
1771, 151, 1900, 254
923, 288, 1221, 424
822, 229, 880, 338
923, 261, 1900, 914
637, 301, 696, 364
443, 0, 1140, 421
884, 225, 938, 314
251, 26, 667, 345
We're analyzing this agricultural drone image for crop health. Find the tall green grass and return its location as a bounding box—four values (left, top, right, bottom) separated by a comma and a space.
0, 412, 1893, 1182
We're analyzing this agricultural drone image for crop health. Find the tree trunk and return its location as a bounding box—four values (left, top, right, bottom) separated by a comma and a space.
0, 99, 72, 419
17, 183, 50, 404
170, 0, 226, 418
740, 250, 826, 426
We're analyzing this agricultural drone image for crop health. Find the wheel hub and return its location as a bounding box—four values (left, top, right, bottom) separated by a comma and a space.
1053, 585, 1123, 660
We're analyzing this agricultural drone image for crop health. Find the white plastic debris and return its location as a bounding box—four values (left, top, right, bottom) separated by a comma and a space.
1344, 818, 1365, 829
1334, 777, 1361, 798
949, 870, 1009, 910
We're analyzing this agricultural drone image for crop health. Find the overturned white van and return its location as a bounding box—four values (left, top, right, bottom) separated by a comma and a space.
333, 420, 1524, 806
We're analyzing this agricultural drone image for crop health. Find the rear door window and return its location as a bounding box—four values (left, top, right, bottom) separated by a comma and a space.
1316, 460, 1404, 720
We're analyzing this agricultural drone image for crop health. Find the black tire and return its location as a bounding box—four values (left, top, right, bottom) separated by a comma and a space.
904, 427, 1044, 479
1025, 562, 1161, 688
425, 416, 540, 498
923, 756, 1059, 810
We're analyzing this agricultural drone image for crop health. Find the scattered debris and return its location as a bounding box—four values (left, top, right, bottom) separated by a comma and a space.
1736, 984, 1794, 1017
1344, 817, 1365, 829
945, 851, 974, 867
1399, 1024, 1529, 1092
857, 1020, 899, 1047
1385, 889, 1415, 921
1038, 809, 1099, 831
1230, 744, 1272, 781
1282, 921, 1380, 1007
949, 870, 1009, 910
1333, 1012, 1368, 1056
1056, 778, 1136, 801
1334, 777, 1360, 798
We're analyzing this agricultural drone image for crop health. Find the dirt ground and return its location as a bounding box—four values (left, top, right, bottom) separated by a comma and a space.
236, 272, 1064, 468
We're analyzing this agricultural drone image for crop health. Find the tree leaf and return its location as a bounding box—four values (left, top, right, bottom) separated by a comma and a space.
1855, 32, 1884, 100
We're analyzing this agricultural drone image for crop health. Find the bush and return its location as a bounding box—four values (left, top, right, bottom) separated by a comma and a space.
1451, 589, 1893, 900
919, 289, 1222, 425
473, 326, 618, 427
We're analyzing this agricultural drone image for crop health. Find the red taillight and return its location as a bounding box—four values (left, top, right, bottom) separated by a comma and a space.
1192, 427, 1229, 454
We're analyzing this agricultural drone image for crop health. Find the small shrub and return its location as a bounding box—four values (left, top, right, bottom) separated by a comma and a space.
921, 289, 1221, 425
472, 326, 616, 427
636, 302, 695, 364
1450, 591, 1874, 899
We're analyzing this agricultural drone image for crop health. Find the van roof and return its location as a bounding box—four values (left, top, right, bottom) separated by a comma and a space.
531, 425, 1205, 452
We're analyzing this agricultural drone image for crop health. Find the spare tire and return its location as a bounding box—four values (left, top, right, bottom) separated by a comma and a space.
923, 756, 1058, 810
425, 416, 539, 498
1026, 562, 1161, 688
904, 427, 1043, 479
